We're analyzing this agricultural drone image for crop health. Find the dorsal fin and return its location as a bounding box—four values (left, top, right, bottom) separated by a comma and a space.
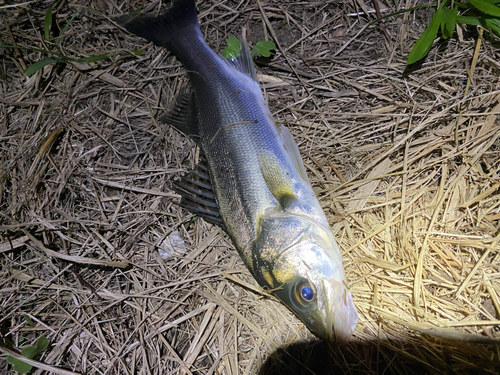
160, 91, 200, 141
174, 156, 224, 228
280, 125, 310, 183
221, 38, 258, 82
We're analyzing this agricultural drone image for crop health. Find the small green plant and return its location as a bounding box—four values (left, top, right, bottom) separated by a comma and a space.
221, 36, 276, 60
15, 8, 144, 77
408, 0, 500, 65
7, 335, 50, 373
5, 316, 50, 374
23, 314, 34, 327
251, 40, 276, 58
222, 36, 242, 60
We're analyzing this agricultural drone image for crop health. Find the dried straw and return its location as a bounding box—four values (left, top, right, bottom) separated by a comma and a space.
1, 0, 499, 374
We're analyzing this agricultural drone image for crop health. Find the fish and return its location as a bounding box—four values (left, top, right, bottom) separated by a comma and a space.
118, 0, 358, 343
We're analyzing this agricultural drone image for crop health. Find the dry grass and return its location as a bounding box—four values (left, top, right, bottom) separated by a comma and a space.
1, 0, 500, 374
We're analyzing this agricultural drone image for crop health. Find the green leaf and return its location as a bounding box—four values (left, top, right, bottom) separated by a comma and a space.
34, 336, 49, 352
433, 6, 446, 26
252, 40, 276, 57
283, 19, 292, 30
20, 335, 49, 359
468, 0, 500, 16
59, 13, 77, 39
21, 346, 37, 358
439, 7, 450, 38
407, 9, 442, 64
456, 15, 482, 25
227, 36, 240, 49
5, 336, 48, 373
24, 57, 58, 76
441, 7, 458, 38
485, 17, 500, 35
76, 53, 108, 63
6, 356, 33, 374
221, 36, 241, 59
44, 8, 52, 41
23, 314, 34, 327
131, 49, 145, 55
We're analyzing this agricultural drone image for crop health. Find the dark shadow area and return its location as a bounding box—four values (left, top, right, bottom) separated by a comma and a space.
259, 336, 499, 375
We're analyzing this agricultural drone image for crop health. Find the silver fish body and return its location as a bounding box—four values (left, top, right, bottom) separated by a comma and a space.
119, 0, 358, 343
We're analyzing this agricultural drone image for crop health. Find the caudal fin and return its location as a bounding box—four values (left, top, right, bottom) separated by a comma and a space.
117, 0, 199, 51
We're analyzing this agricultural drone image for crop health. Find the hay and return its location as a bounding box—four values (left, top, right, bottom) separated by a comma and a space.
1, 0, 499, 374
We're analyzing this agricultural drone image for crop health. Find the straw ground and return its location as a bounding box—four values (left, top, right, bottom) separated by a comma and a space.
1, 0, 499, 374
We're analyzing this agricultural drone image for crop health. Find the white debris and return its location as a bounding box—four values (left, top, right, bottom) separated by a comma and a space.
158, 231, 187, 259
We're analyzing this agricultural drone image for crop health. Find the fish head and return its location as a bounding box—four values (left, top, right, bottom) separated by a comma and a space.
252, 212, 358, 343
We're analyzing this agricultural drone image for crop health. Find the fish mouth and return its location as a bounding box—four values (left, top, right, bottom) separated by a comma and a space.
324, 278, 358, 344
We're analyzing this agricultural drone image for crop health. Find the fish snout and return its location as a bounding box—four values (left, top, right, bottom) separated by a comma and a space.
325, 278, 358, 344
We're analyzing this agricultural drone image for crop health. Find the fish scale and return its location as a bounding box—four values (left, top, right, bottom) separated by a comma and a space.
119, 0, 358, 343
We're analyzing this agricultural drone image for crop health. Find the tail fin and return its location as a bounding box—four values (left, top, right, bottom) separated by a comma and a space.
117, 0, 199, 51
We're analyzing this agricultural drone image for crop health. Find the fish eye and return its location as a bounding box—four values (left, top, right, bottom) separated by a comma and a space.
292, 280, 315, 307
301, 285, 314, 301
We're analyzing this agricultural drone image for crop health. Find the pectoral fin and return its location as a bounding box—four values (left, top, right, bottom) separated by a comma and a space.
258, 152, 297, 210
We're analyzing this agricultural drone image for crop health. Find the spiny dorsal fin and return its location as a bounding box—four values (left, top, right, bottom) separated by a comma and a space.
174, 156, 224, 228
221, 38, 258, 82
280, 124, 310, 183
160, 91, 200, 141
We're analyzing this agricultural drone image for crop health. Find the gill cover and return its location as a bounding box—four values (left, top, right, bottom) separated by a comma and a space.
252, 210, 357, 343
251, 212, 307, 287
